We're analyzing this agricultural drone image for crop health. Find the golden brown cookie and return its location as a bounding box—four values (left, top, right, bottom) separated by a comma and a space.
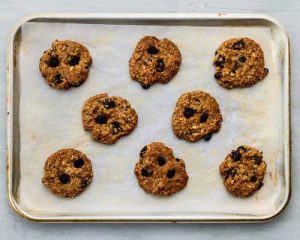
213, 37, 268, 89
172, 90, 223, 142
134, 142, 188, 196
42, 148, 93, 198
219, 146, 267, 197
82, 93, 138, 144
39, 40, 92, 90
129, 36, 182, 89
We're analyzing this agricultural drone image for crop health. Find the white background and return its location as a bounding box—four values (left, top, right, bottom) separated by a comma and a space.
0, 0, 299, 239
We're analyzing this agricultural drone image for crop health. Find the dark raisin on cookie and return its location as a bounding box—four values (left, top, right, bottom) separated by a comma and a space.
140, 146, 147, 157
238, 56, 246, 63
250, 175, 257, 182
232, 150, 241, 161
69, 56, 80, 66
157, 156, 166, 166
237, 146, 246, 153
59, 173, 70, 184
147, 46, 159, 54
111, 121, 122, 134
204, 133, 212, 141
252, 156, 262, 165
200, 113, 209, 123
103, 99, 116, 109
176, 158, 180, 162
214, 72, 222, 80
141, 167, 152, 177
183, 107, 195, 118
74, 159, 85, 168
156, 59, 165, 72
264, 68, 269, 76
54, 74, 63, 84
141, 83, 151, 89
232, 40, 245, 50
48, 56, 59, 67
215, 55, 225, 68
258, 181, 264, 190
95, 114, 108, 124
167, 169, 176, 179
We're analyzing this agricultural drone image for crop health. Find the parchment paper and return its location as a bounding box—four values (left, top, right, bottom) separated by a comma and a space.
18, 21, 285, 218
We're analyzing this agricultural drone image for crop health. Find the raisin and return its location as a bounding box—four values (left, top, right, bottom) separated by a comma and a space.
103, 99, 116, 109
237, 146, 246, 153
95, 114, 107, 124
214, 72, 222, 80
157, 156, 166, 166
264, 68, 269, 76
232, 62, 239, 73
156, 59, 165, 72
147, 46, 159, 54
54, 74, 63, 84
69, 56, 80, 66
257, 181, 264, 190
140, 146, 147, 157
200, 113, 209, 123
111, 121, 122, 134
215, 55, 225, 68
250, 175, 257, 182
176, 158, 180, 162
141, 83, 150, 89
59, 174, 70, 184
233, 40, 245, 50
183, 107, 195, 118
48, 56, 59, 67
232, 150, 241, 161
204, 133, 212, 141
238, 56, 246, 63
74, 159, 84, 168
252, 156, 262, 165
167, 169, 176, 179
141, 167, 152, 177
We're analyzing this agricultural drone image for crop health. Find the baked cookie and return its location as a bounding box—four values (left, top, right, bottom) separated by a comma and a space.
134, 142, 188, 196
82, 93, 138, 144
172, 90, 223, 142
39, 40, 92, 90
219, 146, 267, 197
129, 36, 182, 89
42, 148, 93, 198
213, 37, 268, 89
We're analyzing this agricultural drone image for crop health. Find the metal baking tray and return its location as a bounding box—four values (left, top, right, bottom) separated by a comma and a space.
7, 13, 291, 223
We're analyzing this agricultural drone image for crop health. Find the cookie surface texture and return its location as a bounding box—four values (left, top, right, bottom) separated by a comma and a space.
82, 93, 138, 144
42, 148, 93, 198
213, 37, 268, 89
129, 36, 182, 89
219, 145, 267, 197
134, 142, 189, 196
172, 90, 223, 142
39, 40, 92, 90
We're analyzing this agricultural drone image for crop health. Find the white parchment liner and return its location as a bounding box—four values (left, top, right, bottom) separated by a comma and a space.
18, 22, 285, 218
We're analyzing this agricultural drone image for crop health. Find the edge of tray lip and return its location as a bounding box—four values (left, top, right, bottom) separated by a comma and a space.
6, 12, 291, 223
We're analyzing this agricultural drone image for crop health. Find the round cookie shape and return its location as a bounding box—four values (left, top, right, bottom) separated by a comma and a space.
219, 145, 267, 197
134, 142, 189, 196
42, 148, 93, 198
82, 93, 138, 144
172, 90, 223, 142
213, 37, 268, 89
39, 40, 92, 90
129, 36, 182, 89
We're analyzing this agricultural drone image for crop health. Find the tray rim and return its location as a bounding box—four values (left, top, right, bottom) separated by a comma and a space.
6, 12, 291, 223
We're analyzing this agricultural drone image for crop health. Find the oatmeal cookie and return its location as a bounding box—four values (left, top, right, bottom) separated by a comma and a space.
42, 148, 93, 198
129, 36, 182, 89
172, 90, 223, 142
219, 145, 267, 197
39, 40, 92, 90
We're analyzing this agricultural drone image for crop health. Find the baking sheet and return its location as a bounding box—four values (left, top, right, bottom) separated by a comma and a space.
16, 21, 286, 219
